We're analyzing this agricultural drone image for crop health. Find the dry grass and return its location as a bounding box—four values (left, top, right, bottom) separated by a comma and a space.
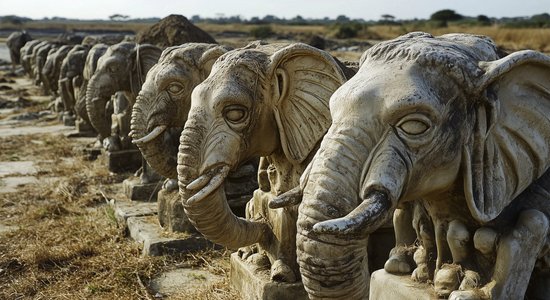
363, 25, 550, 53
0, 124, 236, 299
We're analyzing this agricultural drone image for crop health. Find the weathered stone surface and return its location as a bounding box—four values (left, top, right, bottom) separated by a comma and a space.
122, 176, 162, 201
106, 149, 141, 173
0, 124, 71, 137
112, 199, 157, 225
230, 253, 308, 300
62, 113, 75, 126
127, 216, 215, 256
149, 268, 222, 296
369, 270, 435, 300
0, 176, 38, 193
136, 14, 216, 48
157, 187, 196, 233
0, 161, 37, 177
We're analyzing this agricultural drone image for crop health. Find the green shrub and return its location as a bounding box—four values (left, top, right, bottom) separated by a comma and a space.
250, 25, 274, 39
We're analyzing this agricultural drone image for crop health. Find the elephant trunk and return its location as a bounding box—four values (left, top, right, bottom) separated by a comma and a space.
86, 75, 112, 140
177, 117, 269, 249
297, 125, 375, 299
131, 93, 178, 179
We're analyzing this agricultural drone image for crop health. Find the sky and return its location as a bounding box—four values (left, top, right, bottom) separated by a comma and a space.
0, 0, 548, 21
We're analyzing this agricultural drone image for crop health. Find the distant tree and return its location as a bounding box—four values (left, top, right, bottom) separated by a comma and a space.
109, 14, 129, 21
250, 25, 274, 39
336, 15, 350, 23
262, 15, 279, 23
191, 15, 201, 23
531, 13, 550, 27
381, 14, 395, 21
289, 15, 307, 25
477, 15, 491, 25
430, 9, 463, 26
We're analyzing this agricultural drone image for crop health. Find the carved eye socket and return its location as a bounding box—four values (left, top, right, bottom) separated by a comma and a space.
224, 105, 247, 123
167, 82, 184, 94
397, 117, 430, 135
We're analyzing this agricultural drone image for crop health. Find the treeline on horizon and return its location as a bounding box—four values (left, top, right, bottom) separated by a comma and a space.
1, 9, 550, 29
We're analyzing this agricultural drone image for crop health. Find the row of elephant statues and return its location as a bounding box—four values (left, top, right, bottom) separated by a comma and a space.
9, 30, 550, 299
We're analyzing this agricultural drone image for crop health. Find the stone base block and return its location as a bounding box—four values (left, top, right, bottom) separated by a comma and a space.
157, 188, 197, 233
123, 176, 162, 201
110, 199, 215, 256
230, 252, 308, 300
66, 130, 96, 138
369, 269, 436, 300
62, 114, 76, 126
106, 149, 141, 173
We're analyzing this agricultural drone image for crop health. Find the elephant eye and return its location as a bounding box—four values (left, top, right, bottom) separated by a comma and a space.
224, 105, 247, 123
167, 82, 184, 94
398, 119, 429, 135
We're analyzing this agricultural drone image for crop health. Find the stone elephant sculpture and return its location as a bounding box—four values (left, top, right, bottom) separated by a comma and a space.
75, 44, 108, 130
58, 45, 89, 118
33, 42, 59, 87
130, 43, 231, 179
86, 42, 162, 144
20, 40, 42, 77
177, 42, 354, 282
6, 31, 32, 70
42, 45, 73, 97
297, 32, 550, 299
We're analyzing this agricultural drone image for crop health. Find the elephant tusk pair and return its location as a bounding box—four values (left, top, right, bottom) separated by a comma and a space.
132, 125, 167, 145
185, 165, 231, 205
312, 190, 392, 237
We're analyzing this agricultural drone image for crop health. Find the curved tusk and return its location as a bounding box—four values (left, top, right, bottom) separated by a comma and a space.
186, 165, 230, 205
186, 173, 211, 191
312, 190, 391, 237
269, 186, 303, 209
132, 125, 167, 144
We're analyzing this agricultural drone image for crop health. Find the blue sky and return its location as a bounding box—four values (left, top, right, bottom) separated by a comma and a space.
1, 0, 548, 20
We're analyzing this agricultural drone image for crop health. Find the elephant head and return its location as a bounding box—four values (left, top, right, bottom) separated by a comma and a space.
85, 42, 162, 140
177, 42, 349, 261
297, 32, 550, 299
130, 43, 231, 179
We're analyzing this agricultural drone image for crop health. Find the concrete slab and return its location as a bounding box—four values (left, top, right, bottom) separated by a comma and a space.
106, 149, 142, 173
111, 199, 157, 225
149, 268, 222, 296
127, 216, 215, 256
0, 176, 38, 193
0, 124, 71, 137
369, 269, 436, 300
230, 252, 308, 300
0, 161, 37, 177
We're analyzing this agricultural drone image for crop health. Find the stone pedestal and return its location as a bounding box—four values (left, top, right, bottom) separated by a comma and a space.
157, 187, 196, 233
106, 149, 141, 173
122, 176, 162, 201
369, 270, 436, 300
230, 253, 308, 300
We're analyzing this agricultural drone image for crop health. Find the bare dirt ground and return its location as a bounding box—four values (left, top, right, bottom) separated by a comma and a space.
0, 67, 238, 299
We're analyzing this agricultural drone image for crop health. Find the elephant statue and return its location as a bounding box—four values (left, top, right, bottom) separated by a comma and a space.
20, 40, 42, 77
6, 31, 32, 71
33, 42, 59, 88
74, 44, 108, 132
130, 43, 262, 231
42, 45, 73, 97
296, 32, 550, 299
177, 42, 354, 283
131, 43, 231, 178
58, 45, 89, 119
86, 42, 162, 146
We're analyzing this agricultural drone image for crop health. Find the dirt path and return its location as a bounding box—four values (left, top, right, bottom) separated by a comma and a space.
0, 67, 237, 299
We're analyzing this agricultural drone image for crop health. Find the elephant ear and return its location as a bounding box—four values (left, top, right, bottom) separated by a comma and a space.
198, 45, 232, 77
130, 44, 162, 97
268, 43, 347, 164
464, 50, 550, 223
